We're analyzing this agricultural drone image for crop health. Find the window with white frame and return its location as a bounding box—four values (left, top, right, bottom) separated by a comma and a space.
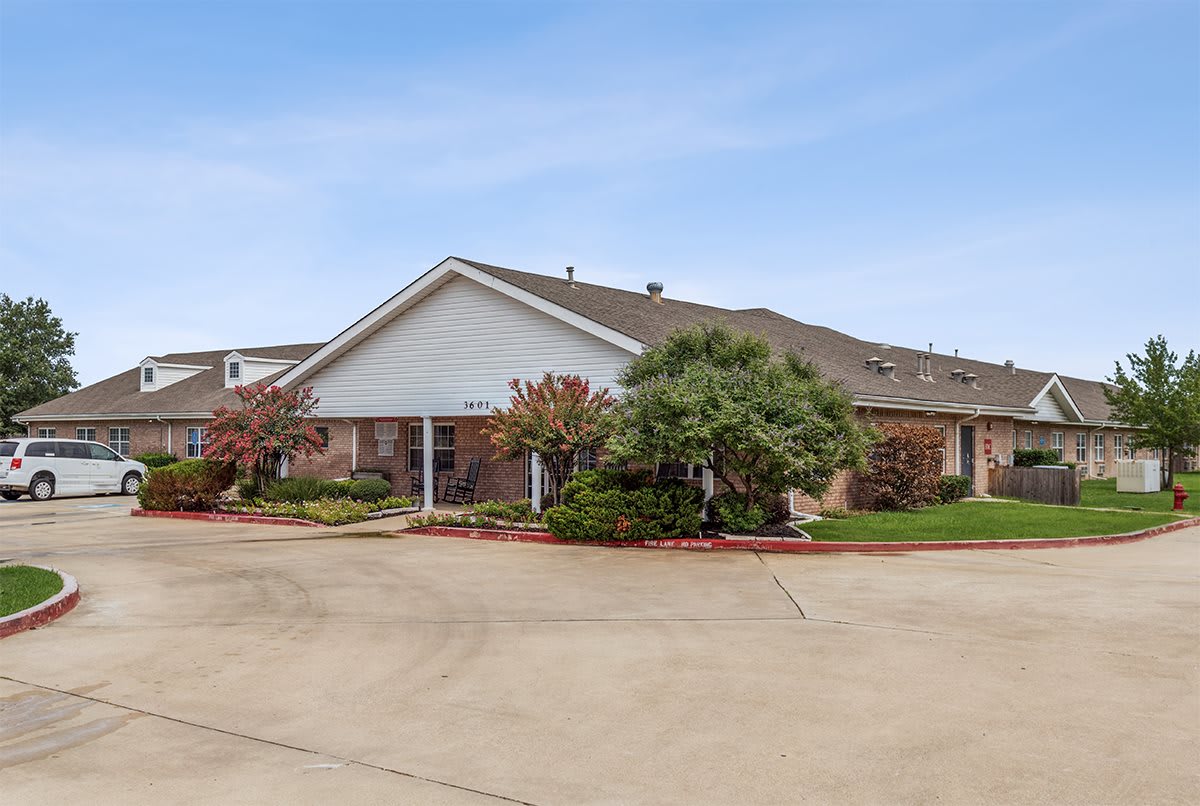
76, 427, 96, 441
1052, 432, 1064, 461
1076, 433, 1087, 462
186, 427, 209, 458
1113, 434, 1123, 459
109, 427, 131, 456
1093, 433, 1104, 462
1126, 435, 1136, 459
1024, 431, 1033, 450
143, 366, 155, 385
314, 426, 330, 448
935, 425, 947, 470
228, 361, 241, 382
37, 427, 56, 439
577, 448, 598, 472
657, 462, 703, 480
408, 424, 455, 471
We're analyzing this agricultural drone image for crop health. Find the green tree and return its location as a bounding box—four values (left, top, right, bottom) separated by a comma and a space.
1105, 335, 1200, 488
608, 322, 876, 511
484, 373, 618, 506
0, 295, 79, 435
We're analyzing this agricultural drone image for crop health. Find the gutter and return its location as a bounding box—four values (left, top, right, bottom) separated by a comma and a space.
153, 416, 171, 454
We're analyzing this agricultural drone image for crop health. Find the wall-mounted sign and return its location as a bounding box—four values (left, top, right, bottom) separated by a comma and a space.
463, 400, 491, 411
375, 417, 397, 423
984, 438, 993, 455
1039, 437, 1045, 446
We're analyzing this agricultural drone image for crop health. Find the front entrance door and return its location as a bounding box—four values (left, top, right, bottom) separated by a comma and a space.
960, 425, 975, 494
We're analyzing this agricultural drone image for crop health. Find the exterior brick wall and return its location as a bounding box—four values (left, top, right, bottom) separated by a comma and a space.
1012, 423, 1150, 478
24, 419, 182, 458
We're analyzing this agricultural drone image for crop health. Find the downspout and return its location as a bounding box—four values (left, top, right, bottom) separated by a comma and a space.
341, 419, 357, 475
154, 416, 171, 455
1089, 423, 1106, 477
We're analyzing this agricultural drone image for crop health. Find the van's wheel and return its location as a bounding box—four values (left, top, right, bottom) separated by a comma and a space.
29, 475, 55, 501
0, 491, 20, 501
122, 473, 142, 495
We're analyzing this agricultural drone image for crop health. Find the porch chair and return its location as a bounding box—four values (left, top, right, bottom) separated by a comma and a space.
443, 457, 481, 505
410, 459, 441, 503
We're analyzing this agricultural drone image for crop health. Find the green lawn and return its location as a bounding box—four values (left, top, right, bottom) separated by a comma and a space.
800, 501, 1180, 542
1080, 471, 1198, 513
0, 565, 64, 617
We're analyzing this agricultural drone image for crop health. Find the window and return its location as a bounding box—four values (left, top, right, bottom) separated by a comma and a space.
25, 441, 57, 457
228, 361, 241, 381
657, 462, 703, 479
409, 424, 455, 471
1113, 434, 1123, 459
1126, 436, 1136, 459
37, 428, 56, 439
1052, 432, 1064, 462
89, 444, 119, 461
143, 366, 155, 384
1076, 433, 1087, 462
76, 427, 96, 442
109, 427, 131, 456
935, 425, 947, 470
58, 442, 89, 460
1024, 431, 1033, 450
314, 426, 330, 448
577, 448, 598, 471
0, 441, 17, 457
186, 427, 209, 459
1094, 433, 1104, 462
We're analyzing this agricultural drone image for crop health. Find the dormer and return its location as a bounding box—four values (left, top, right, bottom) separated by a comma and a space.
224, 351, 301, 388
139, 358, 210, 392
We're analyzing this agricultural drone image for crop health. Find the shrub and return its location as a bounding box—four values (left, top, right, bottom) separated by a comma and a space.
223, 498, 372, 525
1013, 448, 1062, 467
236, 477, 260, 501
369, 496, 414, 512
263, 476, 337, 503
707, 491, 767, 534
348, 478, 390, 502
817, 506, 850, 520
325, 479, 357, 498
470, 499, 544, 523
938, 475, 972, 504
133, 452, 178, 469
137, 459, 236, 512
866, 423, 944, 511
544, 469, 703, 542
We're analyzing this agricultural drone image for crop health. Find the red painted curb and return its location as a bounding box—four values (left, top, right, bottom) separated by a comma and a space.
0, 566, 80, 639
130, 508, 324, 528
404, 516, 1200, 553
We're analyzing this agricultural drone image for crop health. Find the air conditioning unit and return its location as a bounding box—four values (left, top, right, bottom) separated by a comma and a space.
374, 421, 398, 440
1116, 460, 1160, 493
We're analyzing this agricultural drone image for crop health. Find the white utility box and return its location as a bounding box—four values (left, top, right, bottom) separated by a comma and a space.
1116, 460, 1161, 493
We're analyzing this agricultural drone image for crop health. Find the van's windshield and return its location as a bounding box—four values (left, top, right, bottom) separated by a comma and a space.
0, 442, 17, 457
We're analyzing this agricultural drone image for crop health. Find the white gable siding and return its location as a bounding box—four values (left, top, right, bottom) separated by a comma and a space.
301, 275, 636, 417
157, 365, 205, 388
1032, 390, 1070, 421
243, 359, 294, 384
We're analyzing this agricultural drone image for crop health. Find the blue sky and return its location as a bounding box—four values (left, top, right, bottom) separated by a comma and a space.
2, 0, 1197, 386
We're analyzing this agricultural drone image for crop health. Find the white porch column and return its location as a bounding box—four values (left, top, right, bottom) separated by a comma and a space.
702, 465, 715, 503
422, 415, 435, 511
530, 452, 543, 514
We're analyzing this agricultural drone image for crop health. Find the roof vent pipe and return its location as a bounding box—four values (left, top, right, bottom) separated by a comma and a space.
647, 281, 664, 304
950, 369, 965, 382
1005, 359, 1015, 375
964, 373, 979, 389
565, 266, 576, 286
879, 362, 896, 380
866, 356, 883, 372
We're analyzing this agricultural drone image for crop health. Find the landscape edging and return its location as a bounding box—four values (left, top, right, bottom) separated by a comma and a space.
0, 566, 80, 639
403, 516, 1200, 553
130, 508, 324, 527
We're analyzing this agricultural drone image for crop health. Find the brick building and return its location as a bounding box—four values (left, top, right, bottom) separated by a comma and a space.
16, 257, 1157, 510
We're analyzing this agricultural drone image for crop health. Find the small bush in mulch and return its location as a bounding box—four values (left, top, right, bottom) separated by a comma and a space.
137, 459, 237, 512
938, 475, 972, 504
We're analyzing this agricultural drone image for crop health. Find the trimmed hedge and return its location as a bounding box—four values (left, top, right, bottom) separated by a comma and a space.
1013, 448, 1062, 467
137, 459, 236, 512
262, 476, 388, 503
938, 475, 972, 503
348, 478, 390, 502
867, 424, 944, 511
544, 469, 704, 542
133, 452, 179, 469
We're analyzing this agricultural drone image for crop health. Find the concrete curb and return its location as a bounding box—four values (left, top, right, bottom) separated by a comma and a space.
0, 566, 80, 639
130, 508, 325, 528
404, 516, 1200, 554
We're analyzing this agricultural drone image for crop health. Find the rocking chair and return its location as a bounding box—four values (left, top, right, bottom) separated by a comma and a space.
443, 457, 481, 505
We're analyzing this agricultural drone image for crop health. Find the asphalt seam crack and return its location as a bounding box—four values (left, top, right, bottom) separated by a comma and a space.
754, 551, 806, 617
0, 675, 540, 806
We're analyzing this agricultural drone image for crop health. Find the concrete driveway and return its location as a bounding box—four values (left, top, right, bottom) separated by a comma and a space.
1, 499, 1198, 805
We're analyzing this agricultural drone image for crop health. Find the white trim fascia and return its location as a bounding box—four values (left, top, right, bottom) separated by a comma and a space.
1028, 374, 1087, 423
14, 412, 214, 423
240, 356, 300, 365
138, 358, 211, 371
275, 257, 645, 389
449, 259, 646, 355
853, 396, 1032, 417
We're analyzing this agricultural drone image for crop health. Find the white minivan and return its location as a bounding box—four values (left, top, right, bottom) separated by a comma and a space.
0, 438, 147, 501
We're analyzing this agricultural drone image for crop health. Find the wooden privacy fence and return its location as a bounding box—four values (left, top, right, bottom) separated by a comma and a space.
988, 466, 1080, 506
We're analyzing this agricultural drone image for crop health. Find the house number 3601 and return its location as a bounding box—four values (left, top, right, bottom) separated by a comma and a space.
463, 400, 490, 410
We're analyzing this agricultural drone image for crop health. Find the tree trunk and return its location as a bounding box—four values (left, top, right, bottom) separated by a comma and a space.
1166, 447, 1176, 489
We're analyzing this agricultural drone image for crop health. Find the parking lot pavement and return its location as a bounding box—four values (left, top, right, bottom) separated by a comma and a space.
1, 510, 1197, 805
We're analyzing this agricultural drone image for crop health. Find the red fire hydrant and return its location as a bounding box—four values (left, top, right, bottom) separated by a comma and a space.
1174, 483, 1189, 511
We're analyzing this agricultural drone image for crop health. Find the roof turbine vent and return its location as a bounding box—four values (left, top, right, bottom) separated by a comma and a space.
1005, 359, 1016, 375
647, 281, 664, 304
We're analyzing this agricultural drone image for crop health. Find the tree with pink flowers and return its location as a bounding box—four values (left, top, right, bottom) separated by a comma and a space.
205, 383, 325, 492
484, 372, 617, 506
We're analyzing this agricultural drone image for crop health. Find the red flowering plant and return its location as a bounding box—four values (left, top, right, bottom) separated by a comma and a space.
483, 372, 618, 506
204, 383, 325, 493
